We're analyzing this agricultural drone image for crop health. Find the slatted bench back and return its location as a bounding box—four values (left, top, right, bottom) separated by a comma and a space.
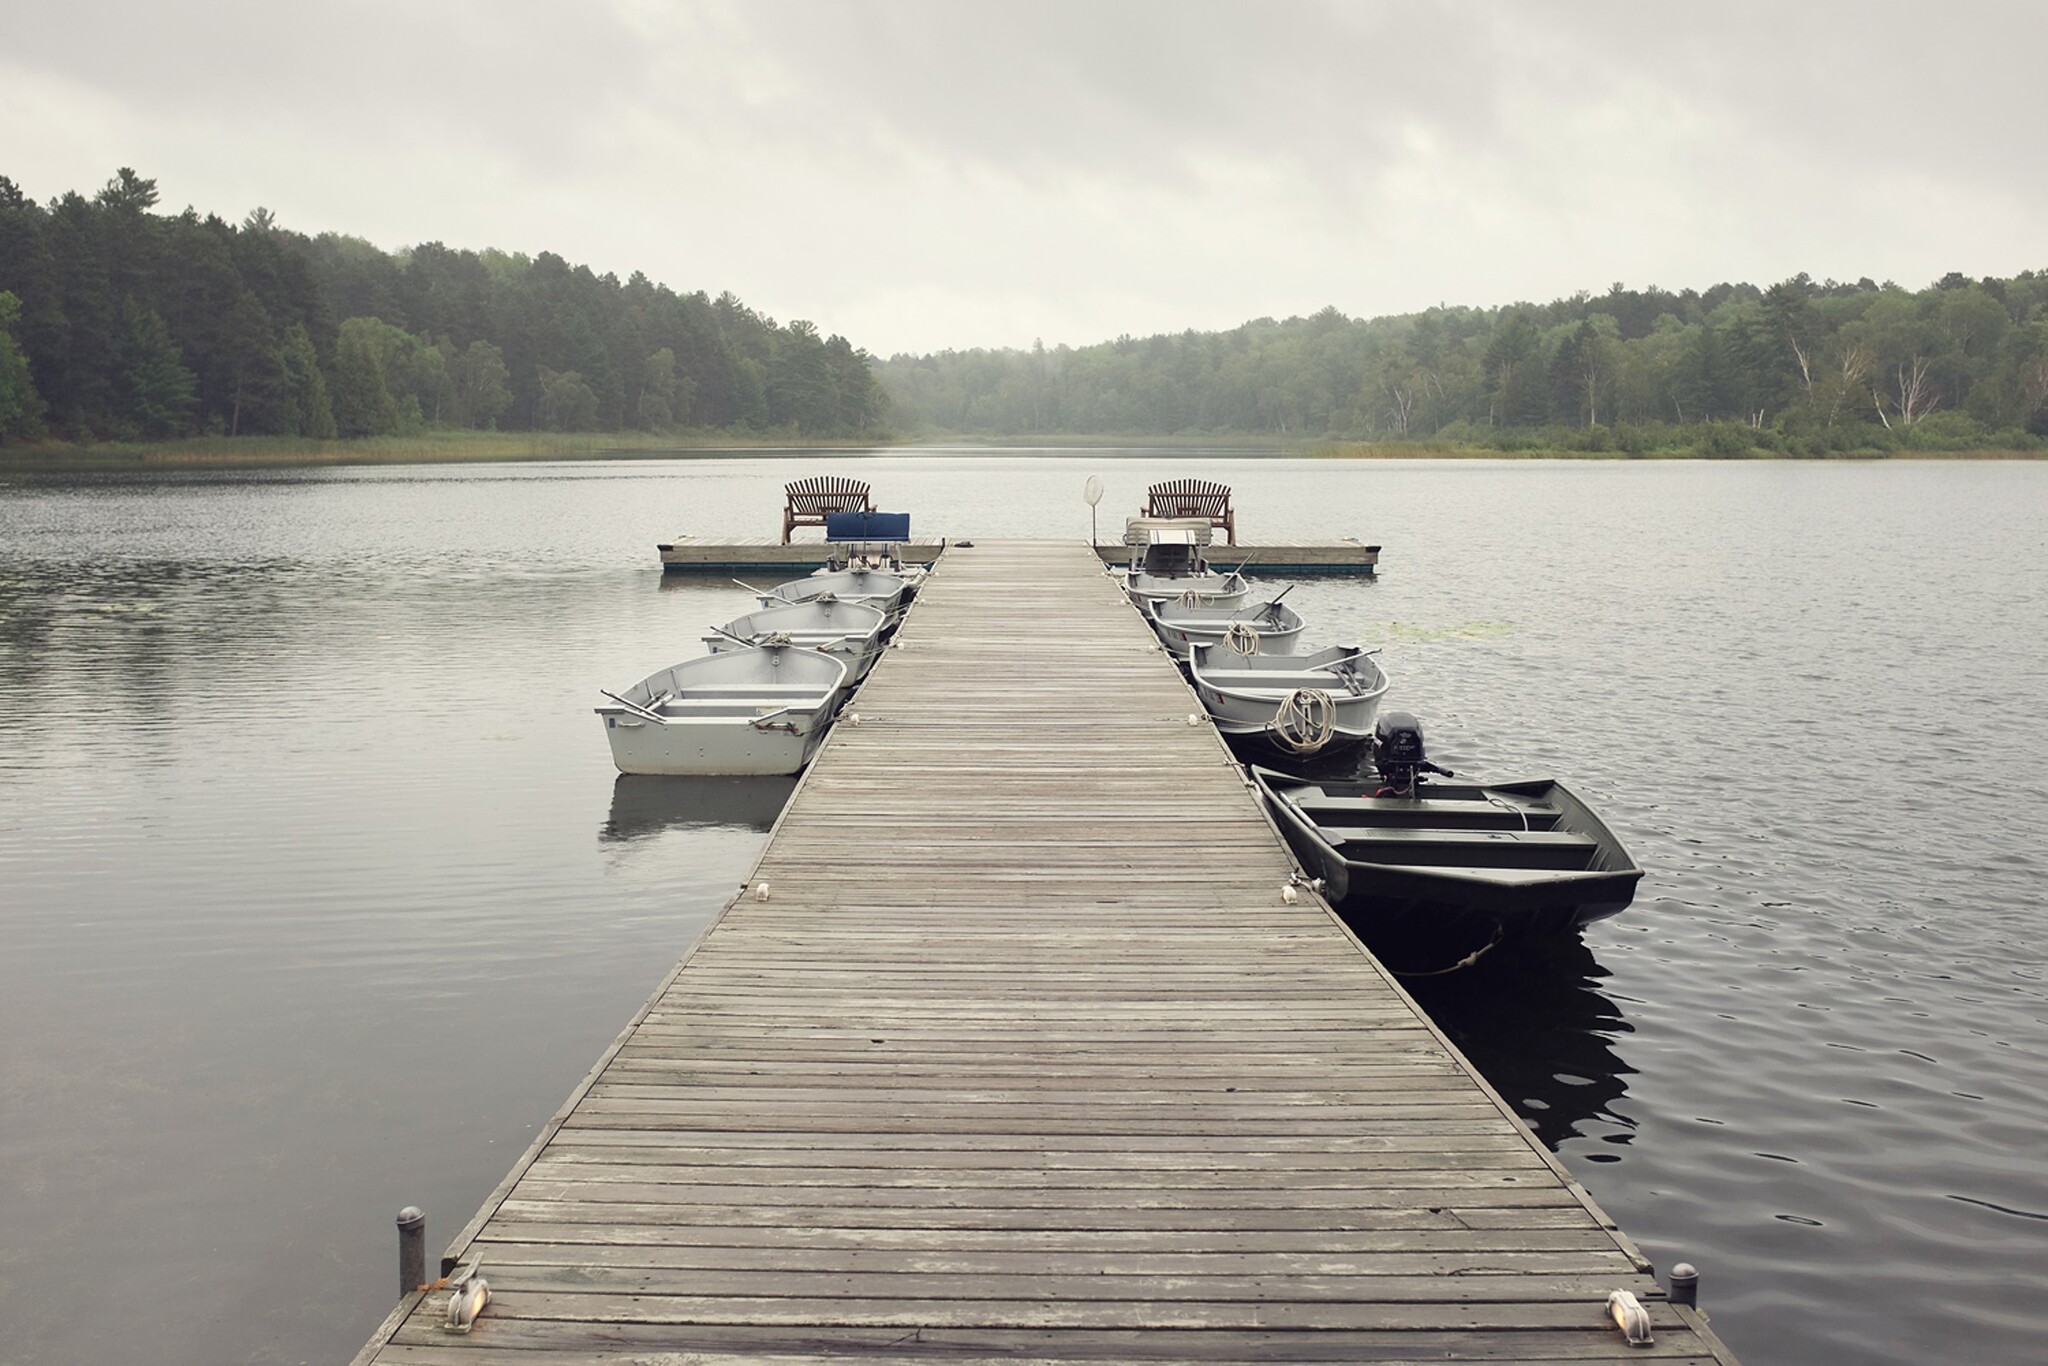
1145, 478, 1237, 545
782, 476, 874, 542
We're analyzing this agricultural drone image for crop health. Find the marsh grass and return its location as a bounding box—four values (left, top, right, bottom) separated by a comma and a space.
0, 429, 900, 470
5, 429, 2038, 470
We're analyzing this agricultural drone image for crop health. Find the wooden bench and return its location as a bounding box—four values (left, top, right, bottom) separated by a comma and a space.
1145, 478, 1236, 545
782, 476, 873, 543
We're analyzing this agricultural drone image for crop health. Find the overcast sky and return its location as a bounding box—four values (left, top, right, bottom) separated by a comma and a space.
3, 1, 2041, 356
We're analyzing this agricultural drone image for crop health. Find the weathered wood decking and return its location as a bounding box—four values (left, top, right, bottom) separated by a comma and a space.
358, 541, 1735, 1364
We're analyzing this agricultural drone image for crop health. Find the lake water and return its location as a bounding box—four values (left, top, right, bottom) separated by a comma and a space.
2, 452, 2044, 1365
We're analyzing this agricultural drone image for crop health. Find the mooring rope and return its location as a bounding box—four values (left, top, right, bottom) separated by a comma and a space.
1223, 620, 1261, 656
1389, 924, 1505, 977
1268, 687, 1335, 753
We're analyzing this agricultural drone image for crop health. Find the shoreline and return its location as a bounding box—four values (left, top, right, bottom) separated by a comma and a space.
0, 430, 905, 472
3, 430, 2042, 471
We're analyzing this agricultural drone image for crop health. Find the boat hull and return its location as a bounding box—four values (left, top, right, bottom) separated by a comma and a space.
1189, 645, 1388, 754
597, 644, 849, 777
601, 710, 833, 776
1119, 570, 1250, 609
1195, 687, 1380, 743
1147, 601, 1305, 660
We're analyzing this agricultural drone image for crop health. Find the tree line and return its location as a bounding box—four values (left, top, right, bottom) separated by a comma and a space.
878, 273, 2048, 454
0, 169, 888, 446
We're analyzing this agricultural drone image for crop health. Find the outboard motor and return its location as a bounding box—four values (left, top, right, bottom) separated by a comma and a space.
1372, 711, 1454, 796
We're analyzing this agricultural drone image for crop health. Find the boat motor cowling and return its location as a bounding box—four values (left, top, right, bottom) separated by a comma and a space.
1372, 711, 1454, 794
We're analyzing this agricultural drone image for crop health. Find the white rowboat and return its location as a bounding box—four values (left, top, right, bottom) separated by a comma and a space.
597, 644, 849, 776
706, 598, 889, 682
1188, 643, 1389, 756
1146, 597, 1305, 659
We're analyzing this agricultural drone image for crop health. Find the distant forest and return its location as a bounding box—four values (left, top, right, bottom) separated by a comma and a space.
7, 168, 2046, 458
878, 273, 2048, 454
0, 169, 888, 446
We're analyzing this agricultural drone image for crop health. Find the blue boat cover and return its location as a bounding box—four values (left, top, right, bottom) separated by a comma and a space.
827, 511, 912, 541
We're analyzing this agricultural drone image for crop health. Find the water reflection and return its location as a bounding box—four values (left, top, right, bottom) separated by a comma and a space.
1404, 936, 1635, 1153
601, 773, 795, 841
660, 568, 799, 594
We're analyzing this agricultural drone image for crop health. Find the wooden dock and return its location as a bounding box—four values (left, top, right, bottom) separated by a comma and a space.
357, 541, 1733, 1364
657, 536, 1378, 576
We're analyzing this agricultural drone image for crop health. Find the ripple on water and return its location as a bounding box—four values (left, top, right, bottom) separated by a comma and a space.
3, 457, 2046, 1366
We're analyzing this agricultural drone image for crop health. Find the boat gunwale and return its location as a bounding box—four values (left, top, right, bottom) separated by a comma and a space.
1188, 643, 1390, 707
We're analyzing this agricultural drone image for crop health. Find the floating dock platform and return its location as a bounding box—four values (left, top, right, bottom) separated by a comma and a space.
657, 536, 1378, 576
359, 541, 1729, 1364
1092, 540, 1379, 576
660, 536, 950, 574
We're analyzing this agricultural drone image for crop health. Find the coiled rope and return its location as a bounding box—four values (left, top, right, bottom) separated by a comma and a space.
1223, 620, 1262, 656
1268, 687, 1335, 753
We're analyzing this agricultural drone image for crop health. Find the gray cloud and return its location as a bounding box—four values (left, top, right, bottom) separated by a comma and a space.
4, 0, 658, 175
2, 0, 2041, 352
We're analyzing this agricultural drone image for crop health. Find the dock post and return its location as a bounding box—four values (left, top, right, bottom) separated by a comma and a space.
396, 1207, 425, 1298
1670, 1262, 1700, 1307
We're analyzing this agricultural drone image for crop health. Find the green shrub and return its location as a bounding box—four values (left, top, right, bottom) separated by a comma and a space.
1693, 421, 1757, 457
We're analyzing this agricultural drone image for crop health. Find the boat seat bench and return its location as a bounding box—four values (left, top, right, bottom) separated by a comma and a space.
1291, 795, 1565, 818
1201, 675, 1373, 695
1311, 813, 1567, 833
711, 633, 868, 644
641, 701, 836, 718
1367, 864, 1611, 885
1326, 828, 1596, 846
1290, 798, 1568, 829
1330, 828, 1601, 870
667, 688, 835, 700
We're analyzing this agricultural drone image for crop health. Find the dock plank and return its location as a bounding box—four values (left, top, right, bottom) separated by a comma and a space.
356, 541, 1732, 1365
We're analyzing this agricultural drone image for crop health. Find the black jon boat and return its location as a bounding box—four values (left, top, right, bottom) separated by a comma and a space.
1252, 733, 1643, 948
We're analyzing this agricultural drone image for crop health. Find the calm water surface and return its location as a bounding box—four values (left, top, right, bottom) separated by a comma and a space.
2, 453, 2043, 1364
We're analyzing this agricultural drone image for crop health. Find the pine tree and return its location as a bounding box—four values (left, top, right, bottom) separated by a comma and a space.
637, 346, 681, 429
112, 300, 197, 439
280, 323, 336, 438
330, 319, 398, 436
219, 289, 286, 435
0, 290, 46, 442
